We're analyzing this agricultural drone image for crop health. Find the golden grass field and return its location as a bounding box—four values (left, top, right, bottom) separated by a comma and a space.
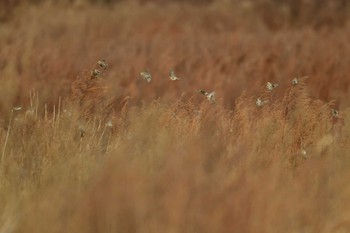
1, 0, 350, 232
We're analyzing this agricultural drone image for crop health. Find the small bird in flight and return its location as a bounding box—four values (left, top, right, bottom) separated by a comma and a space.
169, 69, 180, 81
266, 82, 278, 91
199, 90, 208, 96
292, 78, 298, 86
91, 69, 102, 78
332, 109, 339, 118
140, 69, 152, 83
199, 90, 216, 104
97, 59, 108, 69
256, 98, 269, 107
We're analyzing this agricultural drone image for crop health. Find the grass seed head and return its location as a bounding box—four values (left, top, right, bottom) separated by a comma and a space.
25, 108, 35, 117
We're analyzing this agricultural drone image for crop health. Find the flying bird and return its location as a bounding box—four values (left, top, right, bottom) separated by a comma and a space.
140, 69, 152, 83
332, 109, 339, 118
199, 90, 216, 104
292, 78, 298, 86
91, 69, 102, 78
256, 98, 269, 107
266, 82, 278, 91
97, 59, 108, 69
199, 90, 209, 96
169, 69, 180, 81
206, 92, 216, 103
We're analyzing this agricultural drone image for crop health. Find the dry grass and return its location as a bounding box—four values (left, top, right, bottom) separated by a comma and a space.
1, 1, 350, 232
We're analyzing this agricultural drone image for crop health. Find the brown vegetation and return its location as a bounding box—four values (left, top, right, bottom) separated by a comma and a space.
0, 1, 350, 232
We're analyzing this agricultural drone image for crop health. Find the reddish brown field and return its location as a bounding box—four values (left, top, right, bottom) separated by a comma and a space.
0, 1, 350, 232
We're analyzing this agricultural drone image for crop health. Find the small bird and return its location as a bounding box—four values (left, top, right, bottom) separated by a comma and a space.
256, 98, 268, 107
199, 90, 209, 96
301, 149, 307, 159
292, 78, 298, 86
140, 69, 152, 83
91, 69, 102, 78
332, 109, 339, 118
199, 90, 216, 103
256, 98, 263, 107
266, 82, 278, 91
169, 69, 180, 81
206, 92, 216, 103
97, 59, 108, 69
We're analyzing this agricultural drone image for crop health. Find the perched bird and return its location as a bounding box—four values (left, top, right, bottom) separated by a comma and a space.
91, 69, 102, 78
169, 69, 180, 81
140, 69, 152, 83
97, 59, 108, 69
292, 78, 298, 86
266, 82, 278, 91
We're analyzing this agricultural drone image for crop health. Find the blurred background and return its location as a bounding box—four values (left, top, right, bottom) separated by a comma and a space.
0, 0, 349, 115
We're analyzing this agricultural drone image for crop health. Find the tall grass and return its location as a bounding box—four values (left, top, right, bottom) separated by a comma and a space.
0, 64, 349, 232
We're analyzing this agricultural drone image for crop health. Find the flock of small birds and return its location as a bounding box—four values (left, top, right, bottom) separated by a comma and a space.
89, 59, 339, 118
139, 69, 180, 83
139, 68, 217, 103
